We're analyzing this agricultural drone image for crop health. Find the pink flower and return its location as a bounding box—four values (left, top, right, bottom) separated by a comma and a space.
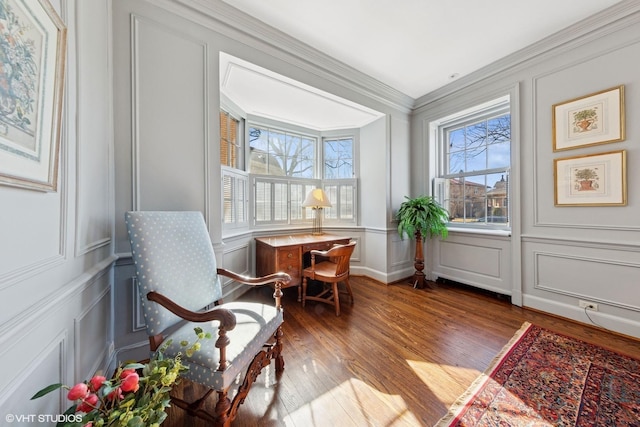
67, 383, 89, 401
120, 369, 136, 379
89, 375, 106, 392
76, 393, 98, 413
121, 372, 140, 393
107, 387, 123, 402
83, 423, 93, 427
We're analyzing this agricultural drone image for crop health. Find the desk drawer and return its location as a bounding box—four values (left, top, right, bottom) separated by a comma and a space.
276, 248, 301, 285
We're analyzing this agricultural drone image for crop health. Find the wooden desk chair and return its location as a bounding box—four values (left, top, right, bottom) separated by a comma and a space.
302, 241, 356, 316
125, 211, 290, 426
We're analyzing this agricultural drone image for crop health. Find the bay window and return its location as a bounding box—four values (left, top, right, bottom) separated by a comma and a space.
220, 116, 360, 231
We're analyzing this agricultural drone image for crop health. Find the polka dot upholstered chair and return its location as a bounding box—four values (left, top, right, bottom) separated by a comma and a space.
125, 211, 290, 426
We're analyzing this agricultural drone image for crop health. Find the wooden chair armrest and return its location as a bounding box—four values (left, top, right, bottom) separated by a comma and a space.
147, 291, 241, 371
216, 269, 290, 310
216, 269, 291, 288
147, 291, 237, 330
309, 249, 330, 257
309, 249, 331, 269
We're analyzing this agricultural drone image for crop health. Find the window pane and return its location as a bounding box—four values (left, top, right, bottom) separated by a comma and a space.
485, 172, 509, 222
442, 175, 486, 223
448, 150, 465, 175
339, 184, 354, 219
255, 181, 271, 222
290, 183, 304, 220
291, 183, 317, 220
487, 114, 511, 169
448, 127, 466, 151
274, 182, 288, 221
249, 126, 316, 177
222, 168, 249, 230
223, 174, 233, 223
465, 143, 487, 172
446, 114, 512, 175
236, 178, 246, 223
324, 185, 337, 219
464, 175, 488, 220
220, 111, 239, 168
443, 172, 510, 224
324, 138, 353, 179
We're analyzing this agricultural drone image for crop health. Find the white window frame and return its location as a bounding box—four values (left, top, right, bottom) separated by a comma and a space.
431, 95, 512, 232
219, 109, 244, 169
322, 135, 355, 179
247, 124, 317, 178
222, 166, 249, 231
250, 175, 318, 228
247, 120, 359, 229
323, 179, 358, 225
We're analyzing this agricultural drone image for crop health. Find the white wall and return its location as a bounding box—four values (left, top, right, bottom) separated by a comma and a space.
413, 2, 640, 338
0, 0, 115, 421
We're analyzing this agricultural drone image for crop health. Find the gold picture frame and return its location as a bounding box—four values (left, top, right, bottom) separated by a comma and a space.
554, 150, 626, 206
0, 0, 67, 191
552, 86, 625, 152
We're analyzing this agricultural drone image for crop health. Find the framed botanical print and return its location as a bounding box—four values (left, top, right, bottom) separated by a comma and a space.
554, 150, 626, 206
0, 0, 67, 191
552, 86, 624, 152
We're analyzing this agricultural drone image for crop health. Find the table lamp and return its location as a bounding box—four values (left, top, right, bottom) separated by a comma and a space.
302, 189, 332, 235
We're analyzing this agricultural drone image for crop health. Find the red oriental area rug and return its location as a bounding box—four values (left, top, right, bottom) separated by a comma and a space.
436, 322, 640, 426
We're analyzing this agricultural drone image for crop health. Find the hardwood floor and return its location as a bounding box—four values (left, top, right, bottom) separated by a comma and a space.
163, 276, 640, 427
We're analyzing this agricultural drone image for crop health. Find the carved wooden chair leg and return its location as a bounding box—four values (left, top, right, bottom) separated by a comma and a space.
333, 282, 340, 316
275, 326, 285, 373
344, 278, 354, 305
302, 277, 308, 307
214, 389, 232, 427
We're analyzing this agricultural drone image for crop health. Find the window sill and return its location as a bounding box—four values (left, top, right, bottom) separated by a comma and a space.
447, 226, 511, 237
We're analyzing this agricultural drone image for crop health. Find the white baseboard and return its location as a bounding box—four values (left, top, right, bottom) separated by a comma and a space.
523, 294, 640, 340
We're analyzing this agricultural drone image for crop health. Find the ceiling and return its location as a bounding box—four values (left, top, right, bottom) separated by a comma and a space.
219, 0, 623, 129
220, 52, 385, 131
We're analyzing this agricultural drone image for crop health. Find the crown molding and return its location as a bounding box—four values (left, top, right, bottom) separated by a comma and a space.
152, 0, 414, 113
414, 0, 640, 109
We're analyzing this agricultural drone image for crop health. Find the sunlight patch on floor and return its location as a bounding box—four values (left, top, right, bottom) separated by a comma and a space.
405, 359, 481, 406
283, 377, 422, 426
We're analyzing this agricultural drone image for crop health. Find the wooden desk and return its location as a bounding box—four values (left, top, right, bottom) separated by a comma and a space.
255, 234, 351, 301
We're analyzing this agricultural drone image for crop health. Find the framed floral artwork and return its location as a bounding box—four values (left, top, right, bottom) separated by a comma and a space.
0, 0, 67, 191
552, 86, 624, 152
554, 150, 626, 206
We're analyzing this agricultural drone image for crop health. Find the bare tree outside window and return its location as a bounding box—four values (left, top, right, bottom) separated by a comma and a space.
249, 124, 358, 227
435, 98, 511, 226
249, 126, 314, 177
324, 137, 353, 179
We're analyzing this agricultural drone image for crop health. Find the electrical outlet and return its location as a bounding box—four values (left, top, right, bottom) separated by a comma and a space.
579, 300, 598, 311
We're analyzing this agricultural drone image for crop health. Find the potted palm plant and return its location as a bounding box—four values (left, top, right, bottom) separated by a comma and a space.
397, 195, 449, 289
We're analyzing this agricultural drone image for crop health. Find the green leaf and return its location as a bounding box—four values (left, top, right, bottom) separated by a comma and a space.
396, 195, 449, 240
31, 383, 64, 399
127, 415, 144, 427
